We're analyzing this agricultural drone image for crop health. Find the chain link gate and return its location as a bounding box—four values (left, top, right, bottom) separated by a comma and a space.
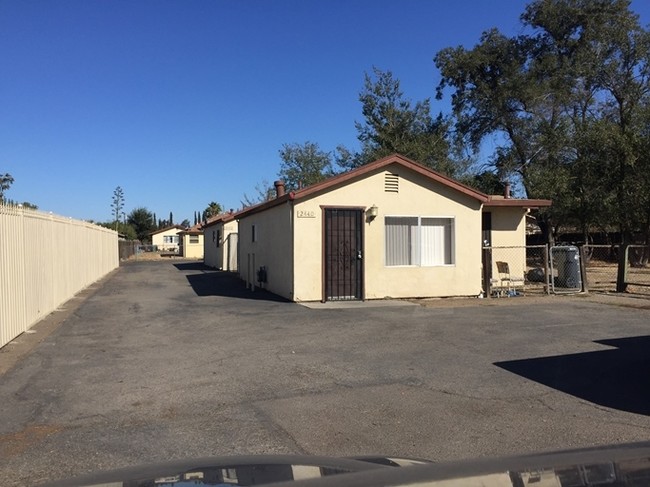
550, 245, 583, 294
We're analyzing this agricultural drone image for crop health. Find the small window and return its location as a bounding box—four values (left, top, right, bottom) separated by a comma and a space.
189, 235, 199, 244
216, 229, 221, 248
252, 224, 257, 242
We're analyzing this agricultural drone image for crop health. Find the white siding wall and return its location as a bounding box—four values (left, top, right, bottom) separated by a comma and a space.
0, 205, 118, 348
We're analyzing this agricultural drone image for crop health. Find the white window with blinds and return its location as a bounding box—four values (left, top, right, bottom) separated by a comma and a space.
385, 216, 454, 266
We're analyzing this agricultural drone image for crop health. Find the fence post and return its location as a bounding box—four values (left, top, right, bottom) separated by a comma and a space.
616, 244, 629, 293
579, 245, 589, 293
482, 247, 492, 298
544, 244, 551, 295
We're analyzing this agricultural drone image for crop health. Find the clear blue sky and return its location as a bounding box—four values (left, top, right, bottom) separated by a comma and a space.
2, 1, 649, 223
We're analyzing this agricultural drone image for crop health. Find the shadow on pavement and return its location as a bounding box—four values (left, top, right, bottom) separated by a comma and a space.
173, 262, 208, 272
177, 264, 290, 302
495, 335, 650, 416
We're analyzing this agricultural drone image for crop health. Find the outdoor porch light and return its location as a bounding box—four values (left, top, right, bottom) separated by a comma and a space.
367, 204, 379, 219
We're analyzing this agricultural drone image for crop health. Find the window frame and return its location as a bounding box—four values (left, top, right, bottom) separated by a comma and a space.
384, 215, 455, 267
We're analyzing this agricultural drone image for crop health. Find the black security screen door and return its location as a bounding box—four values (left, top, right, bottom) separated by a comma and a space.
324, 209, 363, 301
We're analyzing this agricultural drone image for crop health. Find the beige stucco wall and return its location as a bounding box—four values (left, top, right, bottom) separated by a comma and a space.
151, 228, 181, 249
203, 221, 238, 270
222, 221, 238, 271
485, 206, 527, 284
292, 163, 484, 301
181, 234, 204, 259
238, 203, 293, 299
203, 224, 219, 268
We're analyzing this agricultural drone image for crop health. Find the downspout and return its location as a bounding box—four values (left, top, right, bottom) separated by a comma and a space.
289, 193, 295, 301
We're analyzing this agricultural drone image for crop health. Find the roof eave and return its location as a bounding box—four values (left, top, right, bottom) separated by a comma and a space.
236, 153, 493, 219
484, 199, 552, 208
236, 194, 293, 219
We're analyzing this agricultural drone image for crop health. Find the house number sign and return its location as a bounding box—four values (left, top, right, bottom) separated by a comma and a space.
297, 210, 316, 218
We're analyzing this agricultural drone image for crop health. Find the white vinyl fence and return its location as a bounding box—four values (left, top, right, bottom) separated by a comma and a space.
0, 205, 118, 348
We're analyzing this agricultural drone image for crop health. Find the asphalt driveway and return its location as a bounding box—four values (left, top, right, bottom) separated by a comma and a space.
1, 261, 649, 485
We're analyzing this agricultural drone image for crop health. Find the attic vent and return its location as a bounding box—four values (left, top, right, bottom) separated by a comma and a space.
385, 173, 399, 192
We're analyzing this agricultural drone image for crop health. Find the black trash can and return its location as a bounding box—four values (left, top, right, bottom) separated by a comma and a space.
555, 246, 582, 290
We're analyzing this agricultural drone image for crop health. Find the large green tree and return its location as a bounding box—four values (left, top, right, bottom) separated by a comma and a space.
341, 68, 455, 175
435, 0, 650, 243
127, 207, 155, 243
278, 142, 334, 191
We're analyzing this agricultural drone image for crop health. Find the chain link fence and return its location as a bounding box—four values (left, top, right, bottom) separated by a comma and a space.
483, 245, 550, 297
583, 244, 650, 295
583, 245, 618, 292
626, 245, 650, 294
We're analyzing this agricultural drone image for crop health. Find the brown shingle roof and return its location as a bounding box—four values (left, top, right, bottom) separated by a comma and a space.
201, 210, 241, 229
178, 222, 203, 236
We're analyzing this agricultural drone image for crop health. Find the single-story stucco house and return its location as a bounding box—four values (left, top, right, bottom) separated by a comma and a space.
202, 212, 239, 271
236, 154, 551, 302
178, 223, 204, 259
149, 225, 185, 250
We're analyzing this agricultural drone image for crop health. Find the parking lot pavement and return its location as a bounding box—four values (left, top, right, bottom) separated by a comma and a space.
1, 261, 649, 486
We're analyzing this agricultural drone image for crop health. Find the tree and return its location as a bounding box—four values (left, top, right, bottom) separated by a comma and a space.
241, 180, 275, 207
523, 0, 650, 243
169, 211, 173, 225
2, 198, 38, 209
278, 142, 333, 191
180, 218, 190, 228
204, 201, 222, 219
461, 170, 509, 196
0, 173, 14, 202
127, 207, 155, 243
97, 221, 137, 240
342, 68, 455, 175
434, 0, 650, 243
110, 186, 125, 231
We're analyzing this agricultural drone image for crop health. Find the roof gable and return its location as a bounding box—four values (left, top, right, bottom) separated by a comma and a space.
149, 224, 185, 236
291, 154, 489, 203
236, 153, 551, 218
